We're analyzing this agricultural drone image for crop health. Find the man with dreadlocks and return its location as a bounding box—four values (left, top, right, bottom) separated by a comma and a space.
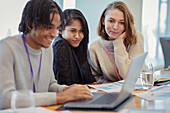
0, 0, 92, 109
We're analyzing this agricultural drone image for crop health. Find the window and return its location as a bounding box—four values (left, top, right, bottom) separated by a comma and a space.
55, 0, 76, 10
63, 0, 75, 10
142, 0, 170, 70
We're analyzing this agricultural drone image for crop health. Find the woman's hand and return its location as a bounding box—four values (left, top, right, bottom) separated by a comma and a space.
117, 31, 126, 39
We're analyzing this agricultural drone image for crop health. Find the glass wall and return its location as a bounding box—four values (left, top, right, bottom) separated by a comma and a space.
142, 0, 170, 69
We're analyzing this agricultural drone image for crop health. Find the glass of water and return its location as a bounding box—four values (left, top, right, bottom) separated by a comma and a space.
11, 89, 35, 113
140, 63, 154, 90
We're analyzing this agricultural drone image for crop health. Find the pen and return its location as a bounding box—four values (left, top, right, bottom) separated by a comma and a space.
154, 80, 170, 86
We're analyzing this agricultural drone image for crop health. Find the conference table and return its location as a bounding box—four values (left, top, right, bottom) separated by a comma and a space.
45, 69, 170, 113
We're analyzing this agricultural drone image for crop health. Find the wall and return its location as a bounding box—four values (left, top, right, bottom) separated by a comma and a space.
123, 0, 143, 32
0, 0, 28, 39
76, 0, 115, 42
55, 0, 63, 9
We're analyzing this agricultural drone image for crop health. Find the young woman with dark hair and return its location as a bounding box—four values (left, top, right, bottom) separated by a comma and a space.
53, 9, 97, 85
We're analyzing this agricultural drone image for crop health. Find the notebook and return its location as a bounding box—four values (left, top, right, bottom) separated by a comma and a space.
64, 52, 148, 109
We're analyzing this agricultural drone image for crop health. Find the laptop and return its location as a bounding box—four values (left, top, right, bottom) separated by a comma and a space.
64, 52, 148, 109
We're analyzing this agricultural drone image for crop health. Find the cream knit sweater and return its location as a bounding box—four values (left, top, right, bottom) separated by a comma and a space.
88, 32, 145, 83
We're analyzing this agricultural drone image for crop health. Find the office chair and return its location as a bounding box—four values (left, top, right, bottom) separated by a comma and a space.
160, 37, 170, 68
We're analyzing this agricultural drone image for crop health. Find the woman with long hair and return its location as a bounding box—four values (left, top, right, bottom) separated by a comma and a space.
88, 1, 145, 83
53, 9, 97, 85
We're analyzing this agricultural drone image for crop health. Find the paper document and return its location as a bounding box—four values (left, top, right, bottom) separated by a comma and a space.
88, 79, 144, 93
134, 84, 170, 100
154, 74, 170, 85
154, 71, 170, 81
120, 109, 170, 113
88, 82, 123, 93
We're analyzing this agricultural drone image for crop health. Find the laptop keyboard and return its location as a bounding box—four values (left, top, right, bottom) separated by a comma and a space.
90, 93, 119, 104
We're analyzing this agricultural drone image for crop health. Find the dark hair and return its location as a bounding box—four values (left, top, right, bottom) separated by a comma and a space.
97, 1, 137, 48
62, 9, 89, 65
18, 0, 64, 34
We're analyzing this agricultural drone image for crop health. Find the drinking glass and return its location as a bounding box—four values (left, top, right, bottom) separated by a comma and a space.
11, 90, 35, 113
140, 63, 154, 90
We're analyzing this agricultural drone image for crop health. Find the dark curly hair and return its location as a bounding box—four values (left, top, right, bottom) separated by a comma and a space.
18, 0, 64, 34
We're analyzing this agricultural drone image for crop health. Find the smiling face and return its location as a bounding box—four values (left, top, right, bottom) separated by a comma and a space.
25, 13, 61, 49
102, 8, 125, 40
62, 19, 84, 47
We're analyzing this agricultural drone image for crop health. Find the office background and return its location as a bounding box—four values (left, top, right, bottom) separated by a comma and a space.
0, 0, 169, 70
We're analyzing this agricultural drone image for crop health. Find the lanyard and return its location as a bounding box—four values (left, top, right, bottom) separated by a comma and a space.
104, 45, 121, 80
21, 34, 42, 92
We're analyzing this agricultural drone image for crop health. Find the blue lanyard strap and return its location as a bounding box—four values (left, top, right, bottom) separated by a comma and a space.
21, 34, 42, 92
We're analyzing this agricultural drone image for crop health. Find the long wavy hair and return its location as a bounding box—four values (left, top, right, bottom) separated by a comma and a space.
61, 9, 89, 65
97, 1, 137, 48
18, 0, 64, 34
